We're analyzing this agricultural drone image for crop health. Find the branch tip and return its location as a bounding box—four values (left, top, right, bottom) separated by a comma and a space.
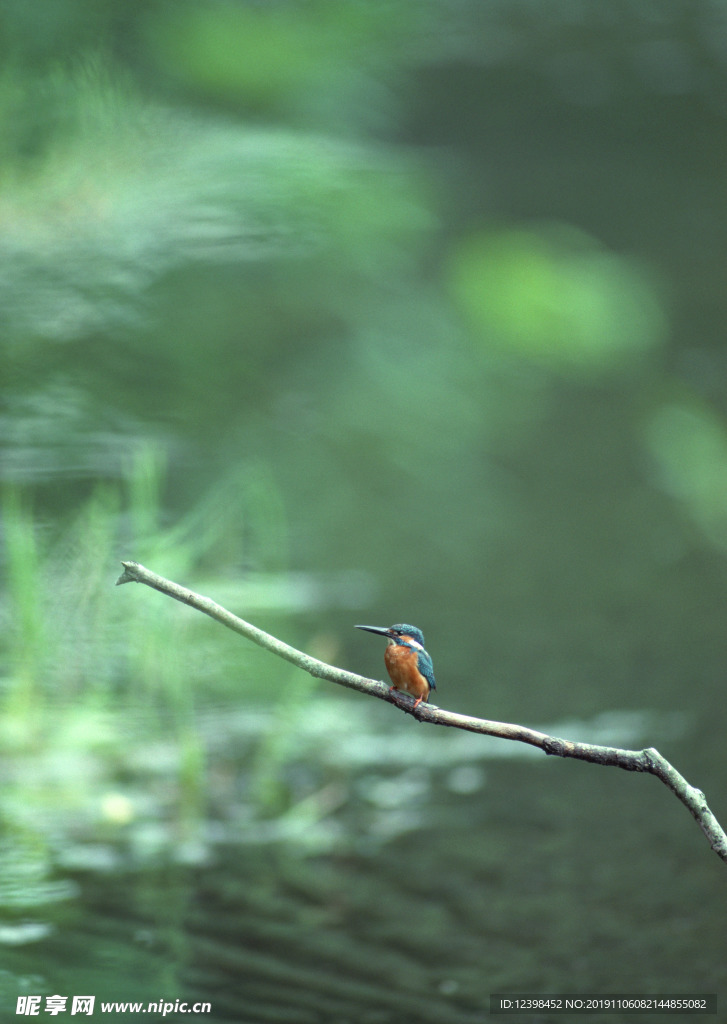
115, 561, 138, 586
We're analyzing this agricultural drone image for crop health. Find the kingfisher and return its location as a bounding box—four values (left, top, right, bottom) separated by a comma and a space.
355, 623, 435, 709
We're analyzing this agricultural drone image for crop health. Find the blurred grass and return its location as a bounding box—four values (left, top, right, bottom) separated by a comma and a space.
3, 488, 45, 719
1, 444, 306, 717
0, 443, 327, 854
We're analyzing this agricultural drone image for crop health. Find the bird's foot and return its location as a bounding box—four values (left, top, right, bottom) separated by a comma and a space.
388, 687, 425, 717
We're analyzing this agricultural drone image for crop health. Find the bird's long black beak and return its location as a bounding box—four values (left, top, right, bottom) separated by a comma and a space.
355, 624, 391, 638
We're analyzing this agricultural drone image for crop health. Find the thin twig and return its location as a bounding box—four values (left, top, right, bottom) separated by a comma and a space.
116, 560, 727, 863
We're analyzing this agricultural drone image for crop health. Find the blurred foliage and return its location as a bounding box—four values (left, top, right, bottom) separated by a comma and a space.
449, 223, 666, 373
646, 398, 727, 551
144, 2, 425, 121
0, 62, 432, 344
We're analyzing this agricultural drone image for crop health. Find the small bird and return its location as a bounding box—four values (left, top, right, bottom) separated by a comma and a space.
355, 623, 436, 709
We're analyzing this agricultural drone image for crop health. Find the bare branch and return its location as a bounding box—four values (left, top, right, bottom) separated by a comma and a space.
117, 560, 727, 863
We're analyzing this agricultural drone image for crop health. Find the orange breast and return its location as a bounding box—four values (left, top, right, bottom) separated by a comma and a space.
384, 644, 430, 702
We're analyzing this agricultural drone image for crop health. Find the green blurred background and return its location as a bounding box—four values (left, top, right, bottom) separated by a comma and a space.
2, 2, 727, 1021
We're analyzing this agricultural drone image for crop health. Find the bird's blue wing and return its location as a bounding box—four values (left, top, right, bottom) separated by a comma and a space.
417, 649, 436, 691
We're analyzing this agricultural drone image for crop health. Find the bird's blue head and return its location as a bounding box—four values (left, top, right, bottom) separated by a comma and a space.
355, 623, 425, 649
